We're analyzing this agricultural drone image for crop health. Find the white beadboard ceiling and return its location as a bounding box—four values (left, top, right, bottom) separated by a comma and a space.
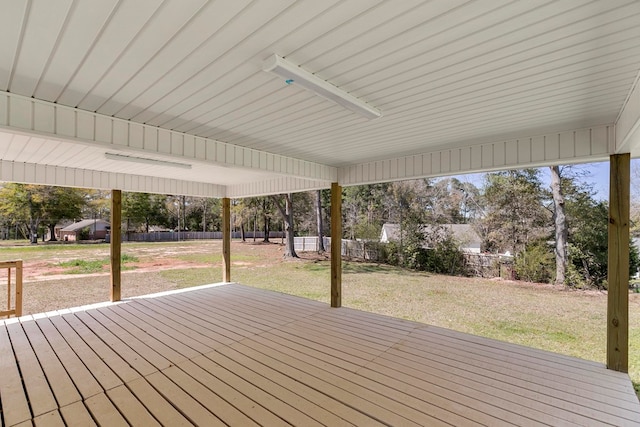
0, 0, 639, 196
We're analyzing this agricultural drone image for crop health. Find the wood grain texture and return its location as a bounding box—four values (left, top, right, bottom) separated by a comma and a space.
608, 153, 630, 372
222, 197, 231, 282
110, 189, 122, 302
1, 283, 639, 425
330, 182, 342, 308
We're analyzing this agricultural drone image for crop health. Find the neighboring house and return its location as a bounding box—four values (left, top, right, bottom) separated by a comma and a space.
48, 220, 73, 240
59, 219, 110, 241
380, 223, 482, 253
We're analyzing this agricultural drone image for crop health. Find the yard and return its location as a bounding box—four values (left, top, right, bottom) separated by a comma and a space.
1, 239, 639, 395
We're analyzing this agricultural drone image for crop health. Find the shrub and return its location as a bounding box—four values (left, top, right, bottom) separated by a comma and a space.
514, 242, 554, 283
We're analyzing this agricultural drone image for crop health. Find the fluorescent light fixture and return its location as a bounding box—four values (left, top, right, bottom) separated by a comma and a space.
263, 54, 382, 120
105, 152, 192, 169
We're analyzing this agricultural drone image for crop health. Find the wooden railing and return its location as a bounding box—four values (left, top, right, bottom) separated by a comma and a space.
0, 260, 22, 318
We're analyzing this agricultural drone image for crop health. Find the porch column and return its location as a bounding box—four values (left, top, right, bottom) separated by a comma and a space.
110, 189, 122, 302
222, 197, 231, 282
608, 153, 630, 372
331, 182, 342, 308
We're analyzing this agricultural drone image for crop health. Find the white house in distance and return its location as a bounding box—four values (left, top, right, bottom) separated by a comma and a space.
380, 223, 482, 253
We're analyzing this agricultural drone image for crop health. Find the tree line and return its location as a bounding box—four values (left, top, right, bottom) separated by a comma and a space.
0, 164, 638, 288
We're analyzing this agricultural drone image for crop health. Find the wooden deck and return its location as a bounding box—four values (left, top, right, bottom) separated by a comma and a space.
1, 283, 639, 426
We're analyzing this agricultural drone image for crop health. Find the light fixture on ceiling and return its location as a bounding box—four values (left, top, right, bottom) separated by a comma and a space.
263, 54, 382, 120
105, 152, 192, 170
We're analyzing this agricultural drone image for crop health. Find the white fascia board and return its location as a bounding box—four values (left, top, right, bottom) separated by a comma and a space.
0, 91, 337, 183
615, 70, 640, 155
338, 124, 614, 186
227, 176, 332, 198
0, 160, 226, 198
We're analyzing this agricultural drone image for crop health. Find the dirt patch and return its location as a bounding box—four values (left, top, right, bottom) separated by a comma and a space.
0, 240, 291, 315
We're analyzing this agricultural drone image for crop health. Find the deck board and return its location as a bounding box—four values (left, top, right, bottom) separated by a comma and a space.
1, 282, 639, 426
5, 320, 58, 418
59, 401, 97, 426
0, 324, 32, 426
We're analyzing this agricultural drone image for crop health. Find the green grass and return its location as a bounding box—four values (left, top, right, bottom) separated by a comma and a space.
57, 253, 139, 274
56, 259, 106, 274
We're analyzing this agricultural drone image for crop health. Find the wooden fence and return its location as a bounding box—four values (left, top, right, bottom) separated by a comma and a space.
462, 253, 514, 278
0, 260, 22, 318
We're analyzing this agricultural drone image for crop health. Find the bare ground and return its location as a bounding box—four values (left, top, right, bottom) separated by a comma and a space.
0, 241, 286, 315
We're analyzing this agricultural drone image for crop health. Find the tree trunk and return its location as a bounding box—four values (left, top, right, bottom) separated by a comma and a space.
253, 209, 257, 242
181, 195, 186, 231
48, 223, 57, 241
284, 194, 297, 257
202, 200, 207, 232
316, 190, 325, 253
262, 199, 270, 242
29, 219, 38, 244
550, 165, 568, 285
240, 222, 246, 242
270, 194, 298, 258
263, 217, 270, 242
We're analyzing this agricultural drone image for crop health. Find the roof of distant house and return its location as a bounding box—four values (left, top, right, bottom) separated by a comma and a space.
61, 219, 109, 232
381, 223, 481, 245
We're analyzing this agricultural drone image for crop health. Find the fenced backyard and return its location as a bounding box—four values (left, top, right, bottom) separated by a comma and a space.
1, 239, 639, 397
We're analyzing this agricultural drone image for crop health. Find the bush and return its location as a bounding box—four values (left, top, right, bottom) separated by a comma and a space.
514, 242, 554, 283
380, 234, 467, 276
426, 238, 467, 275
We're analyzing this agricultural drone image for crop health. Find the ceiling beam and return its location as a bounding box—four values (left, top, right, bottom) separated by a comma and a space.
615, 71, 640, 156
0, 91, 337, 184
227, 176, 332, 198
0, 159, 226, 197
338, 125, 614, 186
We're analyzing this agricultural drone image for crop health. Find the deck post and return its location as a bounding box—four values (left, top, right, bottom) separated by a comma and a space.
331, 182, 342, 308
222, 197, 231, 282
607, 153, 630, 372
110, 189, 122, 302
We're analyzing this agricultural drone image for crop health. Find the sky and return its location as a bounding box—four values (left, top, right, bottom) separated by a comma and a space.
454, 159, 639, 201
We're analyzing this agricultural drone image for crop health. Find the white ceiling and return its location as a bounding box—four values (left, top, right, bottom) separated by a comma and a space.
0, 0, 639, 196
0, 130, 274, 186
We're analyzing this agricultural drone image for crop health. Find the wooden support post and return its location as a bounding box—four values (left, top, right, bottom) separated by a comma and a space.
15, 261, 22, 317
607, 153, 630, 372
222, 197, 231, 282
110, 189, 122, 302
0, 260, 22, 318
331, 182, 342, 308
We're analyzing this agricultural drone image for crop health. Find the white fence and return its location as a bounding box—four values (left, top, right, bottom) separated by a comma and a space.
294, 237, 381, 261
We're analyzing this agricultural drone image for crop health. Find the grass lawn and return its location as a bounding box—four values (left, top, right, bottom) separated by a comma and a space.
1, 239, 639, 396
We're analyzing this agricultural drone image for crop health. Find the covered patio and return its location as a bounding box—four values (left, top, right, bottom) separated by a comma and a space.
1, 1, 640, 424
2, 283, 639, 426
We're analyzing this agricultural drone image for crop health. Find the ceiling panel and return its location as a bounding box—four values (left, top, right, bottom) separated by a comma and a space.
0, 0, 639, 193
55, 0, 164, 107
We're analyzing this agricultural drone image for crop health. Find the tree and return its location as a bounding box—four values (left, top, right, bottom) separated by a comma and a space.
122, 192, 168, 232
559, 177, 639, 288
260, 197, 275, 242
550, 166, 567, 285
481, 169, 550, 255
342, 183, 390, 240
315, 190, 325, 252
0, 184, 39, 241
0, 184, 88, 242
42, 187, 86, 241
270, 193, 298, 258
